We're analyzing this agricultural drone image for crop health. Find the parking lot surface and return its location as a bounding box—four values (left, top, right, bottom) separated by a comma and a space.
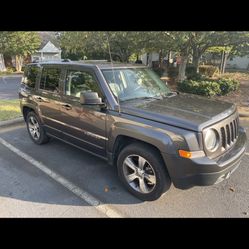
0, 119, 248, 217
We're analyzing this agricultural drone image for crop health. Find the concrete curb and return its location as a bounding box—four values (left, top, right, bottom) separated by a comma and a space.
0, 117, 24, 128
239, 112, 249, 118
0, 74, 23, 78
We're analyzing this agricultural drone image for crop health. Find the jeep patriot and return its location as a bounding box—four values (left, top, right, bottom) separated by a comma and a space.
19, 61, 247, 201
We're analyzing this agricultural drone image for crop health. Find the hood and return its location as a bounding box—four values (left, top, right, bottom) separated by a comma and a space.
120, 93, 236, 131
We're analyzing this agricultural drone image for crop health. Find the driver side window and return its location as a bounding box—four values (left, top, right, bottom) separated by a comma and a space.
65, 70, 101, 98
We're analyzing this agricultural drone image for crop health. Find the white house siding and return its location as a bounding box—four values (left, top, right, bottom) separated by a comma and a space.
141, 52, 160, 67
226, 55, 249, 70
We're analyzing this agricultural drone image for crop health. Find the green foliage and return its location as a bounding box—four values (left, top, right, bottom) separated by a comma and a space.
61, 32, 155, 63
178, 80, 221, 96
199, 65, 219, 77
3, 32, 41, 56
217, 78, 240, 95
178, 77, 239, 96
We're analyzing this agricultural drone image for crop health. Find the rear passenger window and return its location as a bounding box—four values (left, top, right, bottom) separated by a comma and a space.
40, 67, 61, 92
22, 65, 40, 88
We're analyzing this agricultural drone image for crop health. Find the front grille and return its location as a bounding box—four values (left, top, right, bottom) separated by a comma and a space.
220, 116, 239, 150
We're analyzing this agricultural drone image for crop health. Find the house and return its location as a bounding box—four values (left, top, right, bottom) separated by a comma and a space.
226, 55, 249, 70
31, 41, 61, 62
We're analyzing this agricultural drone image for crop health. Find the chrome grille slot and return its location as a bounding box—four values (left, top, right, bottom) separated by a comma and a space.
220, 127, 226, 148
230, 122, 234, 142
220, 116, 239, 150
226, 124, 231, 145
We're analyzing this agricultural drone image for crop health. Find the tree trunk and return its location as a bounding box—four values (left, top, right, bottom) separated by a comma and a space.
192, 47, 201, 74
158, 49, 162, 68
222, 52, 229, 74
15, 55, 23, 72
146, 53, 149, 66
177, 55, 188, 82
220, 50, 225, 74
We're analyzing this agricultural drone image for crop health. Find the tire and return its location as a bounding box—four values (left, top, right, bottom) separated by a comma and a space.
117, 143, 171, 201
26, 111, 49, 145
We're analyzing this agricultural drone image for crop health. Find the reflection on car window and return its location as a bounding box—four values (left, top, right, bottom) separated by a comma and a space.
23, 65, 40, 89
102, 68, 170, 101
40, 67, 61, 92
65, 70, 101, 98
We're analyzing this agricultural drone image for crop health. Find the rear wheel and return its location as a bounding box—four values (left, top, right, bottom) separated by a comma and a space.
26, 111, 49, 145
117, 143, 171, 201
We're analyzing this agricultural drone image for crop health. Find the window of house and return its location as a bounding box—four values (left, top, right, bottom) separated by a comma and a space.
65, 70, 101, 98
22, 65, 40, 88
40, 67, 61, 92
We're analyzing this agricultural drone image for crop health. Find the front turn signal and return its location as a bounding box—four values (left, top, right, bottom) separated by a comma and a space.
179, 150, 192, 158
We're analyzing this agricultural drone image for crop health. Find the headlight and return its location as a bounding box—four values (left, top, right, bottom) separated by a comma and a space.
204, 129, 219, 151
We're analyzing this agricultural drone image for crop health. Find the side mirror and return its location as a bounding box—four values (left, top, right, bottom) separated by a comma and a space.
80, 91, 103, 105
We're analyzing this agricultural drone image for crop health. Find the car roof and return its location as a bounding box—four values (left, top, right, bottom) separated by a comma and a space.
27, 60, 147, 70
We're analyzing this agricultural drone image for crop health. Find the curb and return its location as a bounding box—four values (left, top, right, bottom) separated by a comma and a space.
0, 74, 23, 78
239, 112, 249, 118
0, 117, 24, 128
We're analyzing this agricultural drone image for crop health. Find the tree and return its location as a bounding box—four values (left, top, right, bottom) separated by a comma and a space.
4, 32, 41, 72
61, 32, 162, 63
205, 32, 249, 73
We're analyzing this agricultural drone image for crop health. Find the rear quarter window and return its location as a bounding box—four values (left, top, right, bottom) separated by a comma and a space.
22, 65, 40, 88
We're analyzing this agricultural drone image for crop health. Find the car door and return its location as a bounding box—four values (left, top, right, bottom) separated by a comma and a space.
35, 65, 64, 138
57, 66, 107, 157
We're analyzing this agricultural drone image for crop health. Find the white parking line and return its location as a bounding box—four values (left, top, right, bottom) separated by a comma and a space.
0, 137, 124, 218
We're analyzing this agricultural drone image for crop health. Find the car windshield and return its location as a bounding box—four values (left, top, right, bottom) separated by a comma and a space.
101, 67, 171, 101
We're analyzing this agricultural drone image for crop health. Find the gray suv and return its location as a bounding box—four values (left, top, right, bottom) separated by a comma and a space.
19, 61, 247, 201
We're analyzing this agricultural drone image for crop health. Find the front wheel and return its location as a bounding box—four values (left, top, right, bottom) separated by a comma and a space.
26, 111, 49, 145
117, 143, 171, 201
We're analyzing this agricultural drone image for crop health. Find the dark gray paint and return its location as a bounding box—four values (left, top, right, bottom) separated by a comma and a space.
19, 61, 247, 188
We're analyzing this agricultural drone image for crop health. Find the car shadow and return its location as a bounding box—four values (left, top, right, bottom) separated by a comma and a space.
0, 124, 143, 208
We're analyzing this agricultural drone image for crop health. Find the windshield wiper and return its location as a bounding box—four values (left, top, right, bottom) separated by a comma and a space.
162, 91, 178, 98
122, 96, 162, 102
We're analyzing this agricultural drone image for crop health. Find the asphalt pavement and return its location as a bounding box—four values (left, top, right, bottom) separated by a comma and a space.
0, 75, 22, 99
0, 119, 248, 217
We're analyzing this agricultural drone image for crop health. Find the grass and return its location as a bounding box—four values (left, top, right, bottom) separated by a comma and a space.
0, 99, 22, 121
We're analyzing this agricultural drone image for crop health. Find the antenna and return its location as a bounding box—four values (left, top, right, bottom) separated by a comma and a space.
106, 33, 121, 114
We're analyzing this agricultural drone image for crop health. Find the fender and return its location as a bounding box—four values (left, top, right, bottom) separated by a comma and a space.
107, 120, 179, 156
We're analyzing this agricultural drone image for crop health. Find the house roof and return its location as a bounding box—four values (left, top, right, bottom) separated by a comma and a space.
38, 41, 61, 53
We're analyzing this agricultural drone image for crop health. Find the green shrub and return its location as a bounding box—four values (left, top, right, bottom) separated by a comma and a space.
178, 80, 221, 96
199, 65, 219, 77
6, 67, 15, 73
217, 78, 240, 95
177, 77, 240, 96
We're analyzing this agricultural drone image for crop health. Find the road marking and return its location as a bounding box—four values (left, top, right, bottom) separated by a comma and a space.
245, 152, 249, 156
0, 137, 124, 218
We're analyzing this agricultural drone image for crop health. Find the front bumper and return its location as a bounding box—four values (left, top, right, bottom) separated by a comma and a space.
162, 127, 247, 189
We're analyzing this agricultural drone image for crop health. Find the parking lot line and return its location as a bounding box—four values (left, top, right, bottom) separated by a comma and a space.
0, 137, 124, 218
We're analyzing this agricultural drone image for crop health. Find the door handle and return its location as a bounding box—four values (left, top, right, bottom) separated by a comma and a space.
61, 103, 72, 110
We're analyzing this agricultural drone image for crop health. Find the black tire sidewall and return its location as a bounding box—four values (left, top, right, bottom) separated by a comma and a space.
26, 111, 48, 145
117, 143, 171, 201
